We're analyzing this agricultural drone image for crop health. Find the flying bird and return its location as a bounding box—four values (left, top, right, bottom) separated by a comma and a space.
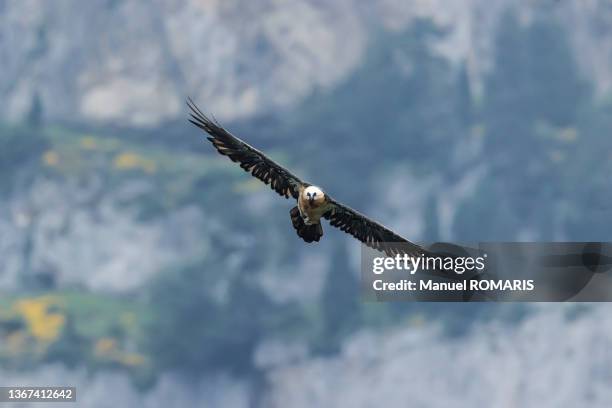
187, 98, 428, 257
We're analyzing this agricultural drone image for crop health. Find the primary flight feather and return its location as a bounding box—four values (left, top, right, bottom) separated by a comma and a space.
187, 98, 427, 257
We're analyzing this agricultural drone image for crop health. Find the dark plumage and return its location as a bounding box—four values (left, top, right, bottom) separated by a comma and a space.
323, 198, 425, 256
188, 98, 301, 199
290, 206, 323, 243
187, 98, 428, 257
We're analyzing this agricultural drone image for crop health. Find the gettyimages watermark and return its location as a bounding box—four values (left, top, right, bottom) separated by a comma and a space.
361, 242, 612, 301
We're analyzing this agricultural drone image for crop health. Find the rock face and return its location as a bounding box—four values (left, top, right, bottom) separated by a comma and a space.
4, 305, 611, 407
0, 0, 365, 125
0, 366, 250, 408
2, 0, 612, 126
0, 176, 207, 292
0, 163, 333, 295
263, 305, 612, 408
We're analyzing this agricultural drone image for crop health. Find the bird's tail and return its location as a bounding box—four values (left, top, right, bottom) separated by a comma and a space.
290, 207, 323, 243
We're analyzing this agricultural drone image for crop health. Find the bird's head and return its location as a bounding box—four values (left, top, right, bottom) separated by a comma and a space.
304, 185, 325, 206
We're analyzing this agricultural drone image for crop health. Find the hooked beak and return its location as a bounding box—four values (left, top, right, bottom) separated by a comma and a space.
308, 197, 315, 205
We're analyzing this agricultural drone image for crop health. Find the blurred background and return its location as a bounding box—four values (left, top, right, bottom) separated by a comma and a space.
2, 0, 612, 406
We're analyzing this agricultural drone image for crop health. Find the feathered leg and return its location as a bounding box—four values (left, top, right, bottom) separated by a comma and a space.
290, 206, 323, 243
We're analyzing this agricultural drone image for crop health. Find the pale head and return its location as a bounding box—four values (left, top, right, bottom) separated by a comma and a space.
303, 185, 325, 205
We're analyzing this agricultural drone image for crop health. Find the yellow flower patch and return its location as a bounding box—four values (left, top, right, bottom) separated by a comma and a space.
42, 150, 59, 166
13, 297, 66, 343
94, 337, 117, 357
80, 136, 97, 150
113, 152, 157, 174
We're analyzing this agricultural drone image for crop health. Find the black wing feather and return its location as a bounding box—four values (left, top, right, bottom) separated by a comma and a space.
324, 197, 428, 257
187, 98, 303, 199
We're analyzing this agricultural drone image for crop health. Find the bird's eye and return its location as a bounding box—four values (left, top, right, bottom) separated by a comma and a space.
313, 192, 317, 197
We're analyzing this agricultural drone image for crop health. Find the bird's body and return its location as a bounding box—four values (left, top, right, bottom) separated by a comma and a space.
187, 98, 428, 257
297, 185, 328, 225
290, 185, 328, 243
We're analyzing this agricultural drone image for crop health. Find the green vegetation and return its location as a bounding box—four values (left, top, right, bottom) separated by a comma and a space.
0, 293, 148, 373
144, 259, 304, 375
0, 123, 48, 195
315, 242, 361, 354
455, 11, 600, 241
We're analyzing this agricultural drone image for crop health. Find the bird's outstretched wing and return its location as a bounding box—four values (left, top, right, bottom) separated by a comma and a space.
187, 98, 304, 199
323, 197, 428, 257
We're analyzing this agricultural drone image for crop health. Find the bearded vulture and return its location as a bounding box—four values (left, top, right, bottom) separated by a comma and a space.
187, 98, 428, 257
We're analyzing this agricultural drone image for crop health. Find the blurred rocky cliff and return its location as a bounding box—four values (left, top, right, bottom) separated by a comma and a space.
3, 0, 612, 126
2, 1, 612, 406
